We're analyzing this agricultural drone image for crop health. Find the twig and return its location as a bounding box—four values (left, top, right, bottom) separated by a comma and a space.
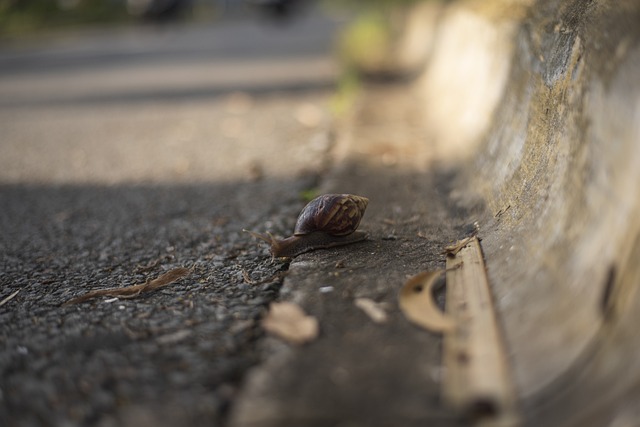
0, 289, 20, 307
63, 267, 190, 306
242, 268, 259, 284
442, 236, 474, 256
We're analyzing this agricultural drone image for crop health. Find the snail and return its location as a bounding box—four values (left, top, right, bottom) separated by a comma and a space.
244, 193, 369, 258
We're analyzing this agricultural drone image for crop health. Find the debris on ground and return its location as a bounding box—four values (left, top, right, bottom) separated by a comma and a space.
354, 297, 388, 324
399, 271, 456, 333
443, 236, 474, 256
63, 267, 190, 306
262, 301, 319, 345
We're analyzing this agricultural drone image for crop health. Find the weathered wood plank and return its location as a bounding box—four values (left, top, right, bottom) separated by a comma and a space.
444, 237, 519, 426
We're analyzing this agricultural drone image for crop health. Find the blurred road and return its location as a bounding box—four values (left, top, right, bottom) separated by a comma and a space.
0, 8, 343, 183
0, 8, 349, 427
0, 13, 339, 109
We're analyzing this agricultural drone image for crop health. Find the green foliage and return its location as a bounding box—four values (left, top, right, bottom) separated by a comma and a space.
337, 10, 391, 72
300, 188, 322, 203
329, 0, 436, 116
331, 67, 361, 116
331, 4, 400, 116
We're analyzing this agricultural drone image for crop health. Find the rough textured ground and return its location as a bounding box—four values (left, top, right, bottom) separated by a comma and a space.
0, 180, 307, 427
0, 10, 344, 427
230, 84, 484, 427
6, 1, 639, 426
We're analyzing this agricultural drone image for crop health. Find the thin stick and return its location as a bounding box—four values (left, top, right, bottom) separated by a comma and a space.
63, 267, 190, 306
0, 289, 20, 307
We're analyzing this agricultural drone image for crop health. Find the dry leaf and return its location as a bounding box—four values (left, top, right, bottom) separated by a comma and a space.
63, 267, 190, 306
262, 301, 319, 345
354, 298, 388, 324
443, 237, 473, 256
294, 103, 323, 127
399, 271, 456, 333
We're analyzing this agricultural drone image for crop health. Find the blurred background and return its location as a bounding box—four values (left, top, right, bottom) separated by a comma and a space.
0, 0, 325, 35
0, 0, 418, 184
0, 0, 353, 185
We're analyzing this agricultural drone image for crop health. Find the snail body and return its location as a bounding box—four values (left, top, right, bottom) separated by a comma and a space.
245, 194, 369, 258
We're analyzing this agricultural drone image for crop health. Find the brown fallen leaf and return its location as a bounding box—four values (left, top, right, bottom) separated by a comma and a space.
262, 301, 319, 345
399, 271, 456, 333
354, 298, 388, 324
63, 267, 190, 306
443, 236, 474, 256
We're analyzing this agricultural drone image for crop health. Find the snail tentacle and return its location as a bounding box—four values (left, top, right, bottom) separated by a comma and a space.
243, 229, 292, 258
242, 229, 276, 245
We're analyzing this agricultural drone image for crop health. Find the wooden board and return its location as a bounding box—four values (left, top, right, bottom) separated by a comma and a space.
444, 237, 519, 426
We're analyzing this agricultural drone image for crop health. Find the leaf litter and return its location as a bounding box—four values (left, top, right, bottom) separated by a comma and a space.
354, 298, 388, 324
399, 270, 456, 333
63, 267, 190, 306
262, 301, 319, 345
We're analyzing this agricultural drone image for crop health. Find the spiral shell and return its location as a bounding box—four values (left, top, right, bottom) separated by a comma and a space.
294, 194, 369, 236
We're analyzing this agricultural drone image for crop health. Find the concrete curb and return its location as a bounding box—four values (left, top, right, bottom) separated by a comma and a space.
229, 83, 477, 426
231, 0, 640, 425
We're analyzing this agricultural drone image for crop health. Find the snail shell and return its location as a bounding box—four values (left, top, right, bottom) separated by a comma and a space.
294, 194, 368, 236
244, 193, 369, 258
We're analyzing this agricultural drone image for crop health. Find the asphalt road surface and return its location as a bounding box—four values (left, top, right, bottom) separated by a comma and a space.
0, 8, 346, 427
